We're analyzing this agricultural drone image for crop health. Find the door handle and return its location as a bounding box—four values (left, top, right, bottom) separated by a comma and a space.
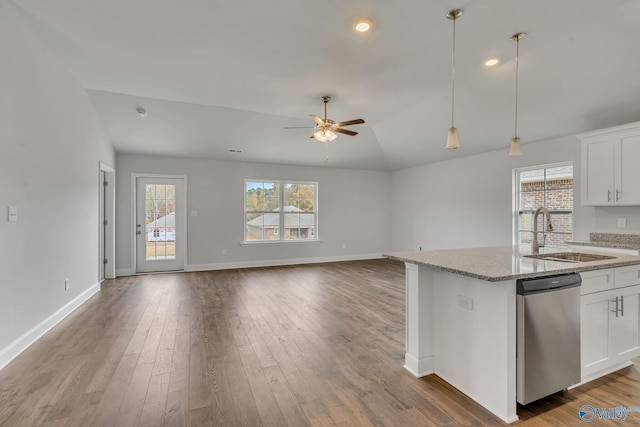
620, 295, 624, 317
610, 296, 620, 317
616, 189, 621, 202
608, 190, 612, 202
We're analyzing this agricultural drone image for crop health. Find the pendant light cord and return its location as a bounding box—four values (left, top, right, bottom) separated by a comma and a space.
514, 35, 519, 139
451, 15, 456, 128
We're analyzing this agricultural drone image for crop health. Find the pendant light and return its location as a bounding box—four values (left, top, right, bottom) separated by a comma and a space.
445, 8, 463, 150
509, 32, 526, 156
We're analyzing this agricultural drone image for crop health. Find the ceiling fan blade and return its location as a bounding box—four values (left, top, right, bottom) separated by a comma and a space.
310, 115, 325, 126
334, 128, 358, 136
334, 118, 365, 127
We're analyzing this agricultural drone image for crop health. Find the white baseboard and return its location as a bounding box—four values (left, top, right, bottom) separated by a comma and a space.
186, 253, 383, 272
573, 361, 634, 387
404, 353, 434, 378
0, 282, 101, 371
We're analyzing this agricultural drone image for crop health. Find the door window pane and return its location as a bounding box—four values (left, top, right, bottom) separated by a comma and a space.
145, 184, 176, 260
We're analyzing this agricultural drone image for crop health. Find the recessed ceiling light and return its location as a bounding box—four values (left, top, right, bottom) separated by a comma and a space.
353, 19, 372, 33
484, 57, 500, 67
229, 149, 243, 153
136, 107, 146, 117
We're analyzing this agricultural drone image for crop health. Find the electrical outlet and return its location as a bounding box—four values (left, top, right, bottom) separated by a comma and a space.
617, 218, 627, 228
222, 248, 227, 256
64, 279, 70, 291
8, 206, 18, 222
457, 295, 473, 311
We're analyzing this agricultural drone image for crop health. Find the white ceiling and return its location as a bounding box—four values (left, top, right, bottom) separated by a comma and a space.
12, 0, 640, 170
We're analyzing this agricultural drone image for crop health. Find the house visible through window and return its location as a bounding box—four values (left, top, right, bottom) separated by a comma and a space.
514, 163, 573, 249
244, 180, 318, 242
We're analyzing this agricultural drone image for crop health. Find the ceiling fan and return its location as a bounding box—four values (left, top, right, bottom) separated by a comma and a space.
285, 96, 365, 143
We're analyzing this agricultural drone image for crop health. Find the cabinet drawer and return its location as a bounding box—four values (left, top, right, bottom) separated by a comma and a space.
580, 269, 614, 295
615, 265, 640, 289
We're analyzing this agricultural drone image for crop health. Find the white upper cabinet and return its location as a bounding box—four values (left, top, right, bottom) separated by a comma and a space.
579, 121, 640, 206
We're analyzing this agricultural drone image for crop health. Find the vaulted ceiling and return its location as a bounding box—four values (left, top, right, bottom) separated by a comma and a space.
12, 0, 640, 170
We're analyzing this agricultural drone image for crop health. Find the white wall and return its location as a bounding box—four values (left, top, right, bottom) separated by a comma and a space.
115, 154, 392, 274
0, 1, 115, 366
391, 134, 640, 251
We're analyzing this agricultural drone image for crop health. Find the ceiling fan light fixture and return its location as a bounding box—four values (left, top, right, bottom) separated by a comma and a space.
445, 8, 463, 150
353, 19, 372, 33
313, 129, 337, 143
445, 127, 460, 150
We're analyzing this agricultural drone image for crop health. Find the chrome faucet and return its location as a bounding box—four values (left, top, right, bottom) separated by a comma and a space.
532, 207, 553, 254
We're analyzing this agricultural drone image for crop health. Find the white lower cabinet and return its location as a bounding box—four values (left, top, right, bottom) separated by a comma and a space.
581, 267, 640, 380
613, 285, 640, 360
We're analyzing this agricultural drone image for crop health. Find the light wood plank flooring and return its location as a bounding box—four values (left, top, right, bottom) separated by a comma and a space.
1, 259, 639, 426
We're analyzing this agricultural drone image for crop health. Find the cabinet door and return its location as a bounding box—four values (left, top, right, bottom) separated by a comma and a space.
581, 138, 615, 206
581, 291, 614, 377
612, 285, 640, 360
616, 133, 640, 205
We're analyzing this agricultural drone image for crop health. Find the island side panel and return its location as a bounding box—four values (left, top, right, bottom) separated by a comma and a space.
433, 272, 518, 424
404, 263, 435, 377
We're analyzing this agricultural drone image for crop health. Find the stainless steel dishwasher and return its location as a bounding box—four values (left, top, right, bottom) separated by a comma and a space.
517, 273, 581, 405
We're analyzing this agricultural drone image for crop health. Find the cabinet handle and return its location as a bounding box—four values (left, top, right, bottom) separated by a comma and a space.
610, 297, 620, 317
616, 189, 621, 202
620, 295, 624, 317
608, 190, 612, 202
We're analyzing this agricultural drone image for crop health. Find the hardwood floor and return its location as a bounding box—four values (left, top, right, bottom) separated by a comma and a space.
1, 259, 639, 426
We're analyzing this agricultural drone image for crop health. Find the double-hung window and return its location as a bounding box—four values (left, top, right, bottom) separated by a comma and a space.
514, 163, 573, 249
244, 180, 318, 242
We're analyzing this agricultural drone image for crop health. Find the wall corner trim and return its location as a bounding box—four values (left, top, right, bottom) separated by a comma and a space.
0, 282, 101, 371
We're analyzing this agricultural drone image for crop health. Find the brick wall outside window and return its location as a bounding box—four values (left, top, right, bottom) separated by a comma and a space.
519, 177, 573, 248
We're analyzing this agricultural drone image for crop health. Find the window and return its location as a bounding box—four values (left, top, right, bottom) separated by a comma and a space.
244, 180, 318, 242
514, 163, 573, 249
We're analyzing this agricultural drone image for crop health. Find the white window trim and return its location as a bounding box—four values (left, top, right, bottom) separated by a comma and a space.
243, 179, 319, 244
512, 161, 573, 247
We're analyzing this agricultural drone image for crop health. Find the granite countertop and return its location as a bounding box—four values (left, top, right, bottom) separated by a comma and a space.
383, 246, 640, 282
567, 232, 640, 253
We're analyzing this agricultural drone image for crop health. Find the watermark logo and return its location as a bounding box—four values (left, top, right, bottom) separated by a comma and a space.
579, 405, 640, 422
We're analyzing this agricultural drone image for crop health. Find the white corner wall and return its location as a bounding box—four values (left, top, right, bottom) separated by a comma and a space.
391, 135, 640, 252
0, 2, 115, 368
115, 154, 392, 274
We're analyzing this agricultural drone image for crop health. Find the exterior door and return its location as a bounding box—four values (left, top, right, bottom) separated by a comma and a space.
136, 176, 185, 273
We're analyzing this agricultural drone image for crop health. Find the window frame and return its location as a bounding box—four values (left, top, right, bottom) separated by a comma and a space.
243, 179, 319, 244
512, 162, 574, 249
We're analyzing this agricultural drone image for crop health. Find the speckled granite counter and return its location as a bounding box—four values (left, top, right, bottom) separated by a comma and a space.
384, 246, 640, 282
567, 232, 640, 253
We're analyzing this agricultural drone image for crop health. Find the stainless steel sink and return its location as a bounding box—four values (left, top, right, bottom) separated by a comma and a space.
524, 252, 615, 263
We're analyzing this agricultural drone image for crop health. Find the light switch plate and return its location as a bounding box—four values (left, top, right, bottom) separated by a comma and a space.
8, 206, 18, 222
617, 218, 627, 228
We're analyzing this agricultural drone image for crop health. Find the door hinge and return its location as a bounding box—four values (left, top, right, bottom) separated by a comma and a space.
103, 180, 109, 187
103, 219, 108, 225
103, 259, 108, 264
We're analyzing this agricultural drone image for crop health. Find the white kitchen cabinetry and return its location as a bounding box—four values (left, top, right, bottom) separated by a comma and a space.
580, 266, 640, 380
579, 121, 640, 206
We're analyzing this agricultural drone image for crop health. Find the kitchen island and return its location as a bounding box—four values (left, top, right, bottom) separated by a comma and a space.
383, 246, 640, 423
